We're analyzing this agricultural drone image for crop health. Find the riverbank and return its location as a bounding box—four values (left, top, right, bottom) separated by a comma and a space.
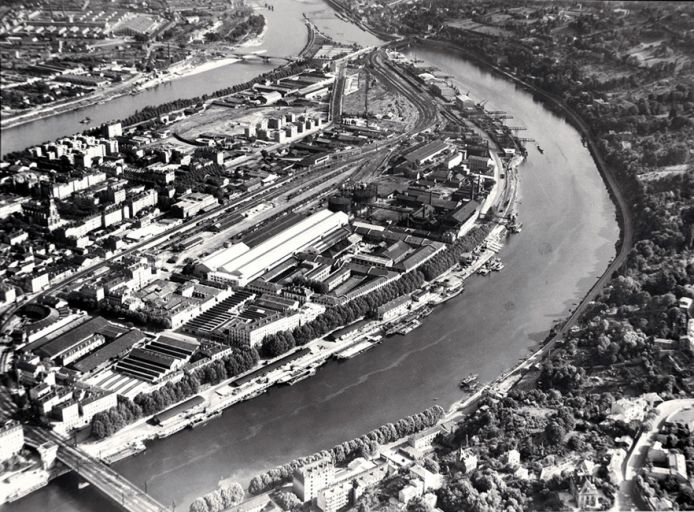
0, 16, 268, 132
419, 38, 634, 265
321, 0, 397, 41
75, 143, 521, 464
398, 36, 636, 421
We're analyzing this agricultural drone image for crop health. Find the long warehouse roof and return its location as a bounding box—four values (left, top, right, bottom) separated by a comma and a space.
219, 210, 349, 281
202, 242, 250, 273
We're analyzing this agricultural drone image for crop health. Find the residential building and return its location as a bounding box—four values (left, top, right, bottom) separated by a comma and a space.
171, 192, 217, 218
316, 462, 391, 512
0, 421, 24, 462
458, 448, 478, 474
409, 426, 440, 452
410, 464, 443, 491
293, 459, 335, 503
398, 479, 424, 504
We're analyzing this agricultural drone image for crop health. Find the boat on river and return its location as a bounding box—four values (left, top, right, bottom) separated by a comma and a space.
285, 368, 316, 385
386, 318, 422, 336
418, 306, 433, 318
536, 145, 544, 154
80, 117, 91, 124
489, 258, 504, 271
398, 319, 421, 335
459, 373, 479, 389
188, 410, 222, 429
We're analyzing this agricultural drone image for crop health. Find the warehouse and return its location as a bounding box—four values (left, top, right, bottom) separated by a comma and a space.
403, 140, 449, 167
36, 316, 111, 365
207, 210, 349, 287
72, 329, 146, 374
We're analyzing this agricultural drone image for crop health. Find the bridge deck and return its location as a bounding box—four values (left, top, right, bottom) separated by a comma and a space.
27, 427, 167, 512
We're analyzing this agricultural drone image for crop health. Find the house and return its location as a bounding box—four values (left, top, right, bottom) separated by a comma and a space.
504, 449, 520, 468
647, 441, 688, 483
574, 479, 600, 510
609, 397, 649, 422
398, 478, 424, 504
458, 448, 478, 474
410, 464, 443, 491
570, 459, 601, 509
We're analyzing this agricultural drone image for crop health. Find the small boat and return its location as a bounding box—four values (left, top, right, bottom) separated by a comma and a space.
397, 319, 421, 335
477, 267, 490, 276
536, 145, 544, 154
459, 374, 479, 389
418, 306, 433, 318
285, 368, 316, 385
489, 258, 504, 271
80, 117, 91, 124
510, 222, 523, 234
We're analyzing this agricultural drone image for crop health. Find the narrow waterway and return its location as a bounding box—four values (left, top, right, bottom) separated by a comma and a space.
0, 0, 380, 156
3, 13, 619, 512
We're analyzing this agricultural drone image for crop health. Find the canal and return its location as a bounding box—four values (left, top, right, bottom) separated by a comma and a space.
2, 5, 619, 512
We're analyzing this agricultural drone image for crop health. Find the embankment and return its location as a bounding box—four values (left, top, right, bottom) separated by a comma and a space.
413, 37, 638, 338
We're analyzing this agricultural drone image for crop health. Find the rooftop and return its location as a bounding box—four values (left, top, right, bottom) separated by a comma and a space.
37, 316, 110, 358
72, 329, 146, 373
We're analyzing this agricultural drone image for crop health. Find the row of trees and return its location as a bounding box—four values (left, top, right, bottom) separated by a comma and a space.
91, 347, 259, 439
260, 270, 426, 358
189, 482, 244, 512
261, 224, 498, 359
421, 225, 493, 281
248, 405, 445, 495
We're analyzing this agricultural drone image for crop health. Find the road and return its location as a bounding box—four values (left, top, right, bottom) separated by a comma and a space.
26, 426, 167, 512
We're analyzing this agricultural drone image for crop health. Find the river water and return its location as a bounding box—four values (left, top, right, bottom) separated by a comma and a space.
3, 4, 619, 512
0, 0, 381, 156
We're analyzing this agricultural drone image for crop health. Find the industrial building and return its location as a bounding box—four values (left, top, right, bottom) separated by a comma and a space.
403, 140, 450, 167
34, 316, 114, 365
205, 210, 349, 287
115, 336, 197, 383
72, 329, 147, 375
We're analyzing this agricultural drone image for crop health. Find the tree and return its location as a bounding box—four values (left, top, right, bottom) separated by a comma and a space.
189, 498, 209, 512
544, 421, 566, 446
220, 483, 244, 508
407, 497, 434, 512
203, 490, 224, 512
273, 491, 301, 510
91, 418, 109, 439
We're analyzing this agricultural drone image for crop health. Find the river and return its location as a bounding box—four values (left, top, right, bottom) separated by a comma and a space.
2, 7, 619, 512
0, 0, 381, 156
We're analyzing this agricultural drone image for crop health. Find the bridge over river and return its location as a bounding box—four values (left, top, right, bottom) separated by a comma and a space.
25, 427, 168, 512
